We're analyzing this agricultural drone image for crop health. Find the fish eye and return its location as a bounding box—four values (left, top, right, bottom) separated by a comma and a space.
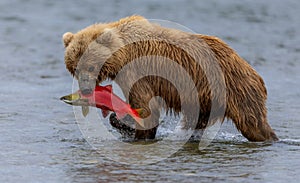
88, 66, 95, 72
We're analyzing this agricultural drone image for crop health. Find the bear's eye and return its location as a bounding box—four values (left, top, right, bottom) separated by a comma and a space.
74, 68, 80, 76
88, 66, 95, 72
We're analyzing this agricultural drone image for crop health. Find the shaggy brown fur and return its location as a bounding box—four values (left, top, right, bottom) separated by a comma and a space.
63, 15, 278, 142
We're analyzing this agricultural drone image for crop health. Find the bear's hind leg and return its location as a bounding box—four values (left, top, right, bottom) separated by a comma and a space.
230, 111, 278, 142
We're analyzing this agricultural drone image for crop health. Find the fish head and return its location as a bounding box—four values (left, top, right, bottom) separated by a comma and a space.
60, 91, 90, 106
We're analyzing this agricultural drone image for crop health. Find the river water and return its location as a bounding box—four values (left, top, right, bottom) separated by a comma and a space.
0, 0, 299, 182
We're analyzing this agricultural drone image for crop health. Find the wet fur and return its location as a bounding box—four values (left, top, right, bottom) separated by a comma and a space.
63, 15, 278, 142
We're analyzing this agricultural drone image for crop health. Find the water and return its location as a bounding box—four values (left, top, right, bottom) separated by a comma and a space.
0, 0, 299, 182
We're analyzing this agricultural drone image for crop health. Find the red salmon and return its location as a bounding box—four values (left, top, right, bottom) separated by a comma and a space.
60, 85, 144, 127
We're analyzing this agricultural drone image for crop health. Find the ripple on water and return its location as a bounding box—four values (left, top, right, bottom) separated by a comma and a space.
1, 16, 26, 23
279, 139, 300, 146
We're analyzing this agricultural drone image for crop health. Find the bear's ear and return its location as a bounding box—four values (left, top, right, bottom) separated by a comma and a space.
63, 32, 74, 47
95, 28, 114, 47
95, 28, 123, 51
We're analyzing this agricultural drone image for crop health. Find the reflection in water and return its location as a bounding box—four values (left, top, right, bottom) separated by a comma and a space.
62, 125, 300, 182
67, 140, 279, 182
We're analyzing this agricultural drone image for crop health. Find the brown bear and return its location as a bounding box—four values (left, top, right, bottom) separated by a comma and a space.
62, 15, 278, 142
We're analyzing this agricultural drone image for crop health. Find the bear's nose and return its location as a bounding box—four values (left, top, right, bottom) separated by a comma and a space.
81, 88, 92, 95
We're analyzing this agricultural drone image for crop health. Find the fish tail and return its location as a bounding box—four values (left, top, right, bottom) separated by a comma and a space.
133, 108, 144, 117
116, 109, 145, 128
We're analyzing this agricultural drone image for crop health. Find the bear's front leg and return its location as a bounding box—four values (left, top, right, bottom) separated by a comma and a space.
109, 110, 159, 140
115, 76, 161, 140
128, 88, 162, 140
109, 113, 135, 139
130, 100, 160, 140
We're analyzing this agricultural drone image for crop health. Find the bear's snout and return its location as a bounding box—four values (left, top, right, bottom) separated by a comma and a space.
78, 73, 95, 95
81, 88, 93, 95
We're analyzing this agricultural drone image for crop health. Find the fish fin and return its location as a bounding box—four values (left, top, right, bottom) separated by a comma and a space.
102, 110, 109, 118
82, 106, 89, 117
134, 108, 144, 117
104, 84, 113, 92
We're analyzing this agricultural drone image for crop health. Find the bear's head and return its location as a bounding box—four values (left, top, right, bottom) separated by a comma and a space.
63, 15, 151, 94
63, 24, 124, 95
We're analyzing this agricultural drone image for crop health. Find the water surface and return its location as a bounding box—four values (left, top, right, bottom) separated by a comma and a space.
0, 0, 299, 182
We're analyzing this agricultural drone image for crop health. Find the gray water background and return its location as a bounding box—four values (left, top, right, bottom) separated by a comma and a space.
0, 0, 299, 182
